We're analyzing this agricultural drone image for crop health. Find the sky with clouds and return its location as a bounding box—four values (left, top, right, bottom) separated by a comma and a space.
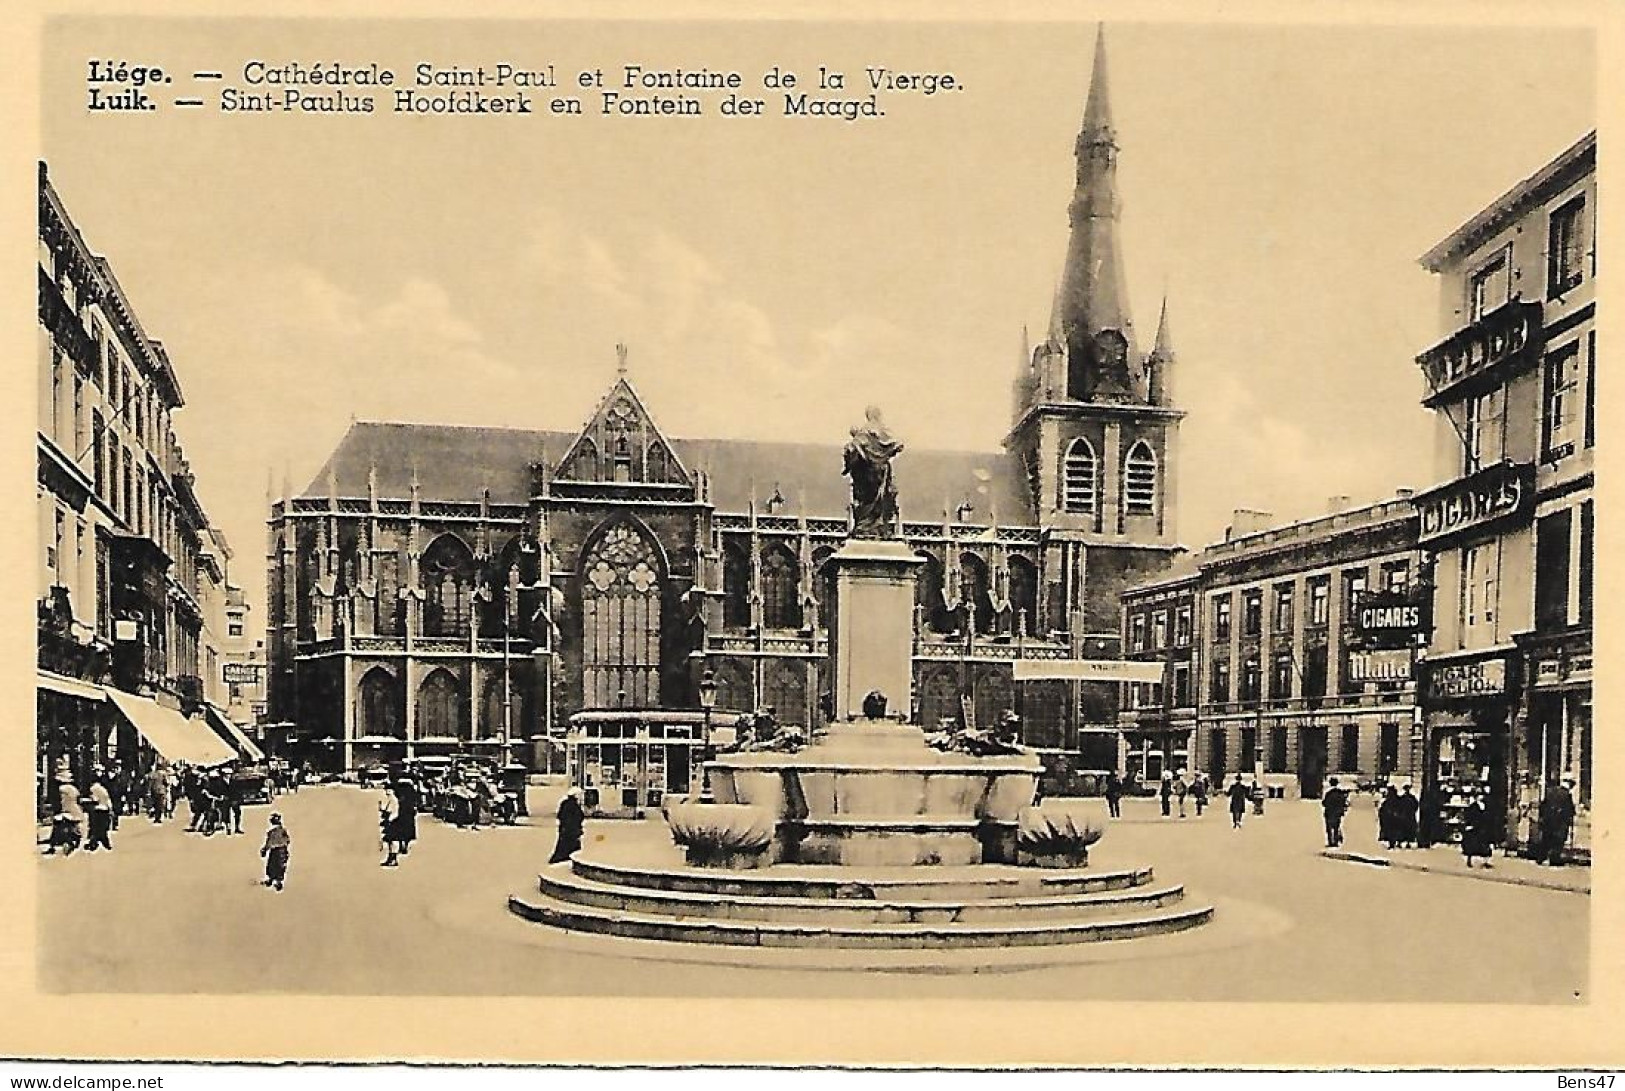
41, 16, 1594, 626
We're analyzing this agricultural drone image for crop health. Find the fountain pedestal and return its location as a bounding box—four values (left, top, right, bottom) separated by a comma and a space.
827, 538, 924, 721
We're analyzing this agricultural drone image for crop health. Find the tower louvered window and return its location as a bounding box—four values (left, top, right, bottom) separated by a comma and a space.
1062, 438, 1098, 514
1124, 442, 1157, 516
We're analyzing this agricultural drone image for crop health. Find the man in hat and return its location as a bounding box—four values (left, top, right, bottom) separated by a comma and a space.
1321, 776, 1350, 848
260, 812, 292, 890
85, 769, 115, 852
1537, 774, 1578, 867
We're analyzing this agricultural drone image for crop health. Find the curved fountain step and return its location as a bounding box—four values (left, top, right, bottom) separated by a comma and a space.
570, 856, 1155, 901
538, 868, 1188, 926
508, 890, 1215, 949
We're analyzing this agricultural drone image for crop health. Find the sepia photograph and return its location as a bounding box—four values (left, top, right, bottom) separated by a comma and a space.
11, 1, 1619, 1070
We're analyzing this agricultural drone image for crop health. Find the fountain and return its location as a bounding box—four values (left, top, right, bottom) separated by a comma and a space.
510, 408, 1213, 953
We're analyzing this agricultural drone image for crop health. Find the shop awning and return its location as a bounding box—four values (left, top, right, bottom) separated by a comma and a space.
37, 669, 107, 702
1014, 660, 1166, 683
105, 690, 236, 766
202, 704, 265, 763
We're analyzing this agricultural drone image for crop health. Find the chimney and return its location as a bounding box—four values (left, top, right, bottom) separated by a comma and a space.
1227, 508, 1275, 540
1327, 495, 1352, 515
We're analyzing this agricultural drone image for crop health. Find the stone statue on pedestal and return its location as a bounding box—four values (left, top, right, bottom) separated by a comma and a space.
843, 406, 904, 538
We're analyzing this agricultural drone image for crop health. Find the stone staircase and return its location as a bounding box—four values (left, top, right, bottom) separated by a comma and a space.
509, 854, 1215, 950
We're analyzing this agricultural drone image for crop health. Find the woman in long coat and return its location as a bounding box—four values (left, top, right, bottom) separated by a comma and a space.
1460, 795, 1494, 868
1377, 786, 1402, 849
549, 789, 585, 864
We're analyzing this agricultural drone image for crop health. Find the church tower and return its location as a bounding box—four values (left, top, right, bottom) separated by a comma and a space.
1005, 26, 1186, 663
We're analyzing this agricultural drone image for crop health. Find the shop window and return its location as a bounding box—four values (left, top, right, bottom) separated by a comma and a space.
1339, 724, 1360, 773
1543, 342, 1581, 461
1547, 194, 1586, 298
1534, 510, 1572, 630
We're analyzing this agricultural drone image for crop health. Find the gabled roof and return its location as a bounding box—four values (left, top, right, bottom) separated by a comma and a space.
301, 420, 1035, 525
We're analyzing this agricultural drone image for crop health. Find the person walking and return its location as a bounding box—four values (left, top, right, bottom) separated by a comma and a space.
1321, 776, 1350, 848
260, 812, 292, 890
1103, 772, 1123, 819
1192, 772, 1209, 817
394, 777, 419, 856
1537, 774, 1578, 867
1250, 775, 1266, 816
1158, 770, 1174, 818
1175, 770, 1189, 819
46, 774, 85, 855
226, 767, 245, 835
1227, 774, 1249, 830
106, 763, 125, 831
1396, 782, 1420, 849
147, 763, 170, 824
1460, 793, 1494, 869
549, 788, 586, 864
1377, 785, 1401, 850
379, 785, 402, 867
85, 771, 115, 852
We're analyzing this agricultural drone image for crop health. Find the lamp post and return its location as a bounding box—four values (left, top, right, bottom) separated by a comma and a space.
698, 668, 718, 802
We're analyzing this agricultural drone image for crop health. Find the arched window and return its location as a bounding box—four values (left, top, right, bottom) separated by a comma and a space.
721, 539, 751, 629
973, 668, 1013, 731
580, 520, 663, 707
809, 545, 837, 621
761, 660, 808, 727
566, 438, 599, 482
420, 534, 477, 638
760, 545, 803, 630
1124, 441, 1158, 516
960, 552, 995, 635
416, 668, 463, 739
919, 668, 960, 732
712, 658, 752, 714
1009, 555, 1039, 635
358, 667, 402, 739
1063, 437, 1099, 515
915, 552, 954, 634
645, 442, 669, 483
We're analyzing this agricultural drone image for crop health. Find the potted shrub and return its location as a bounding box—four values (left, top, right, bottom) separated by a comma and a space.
1016, 805, 1105, 868
665, 801, 775, 869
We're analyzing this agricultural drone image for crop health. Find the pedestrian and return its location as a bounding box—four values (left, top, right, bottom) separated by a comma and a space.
549, 787, 586, 864
1175, 770, 1189, 819
1159, 770, 1173, 818
393, 778, 419, 856
1250, 775, 1266, 816
1377, 785, 1401, 850
1536, 774, 1578, 867
1227, 774, 1248, 829
1103, 771, 1123, 819
260, 812, 292, 890
86, 770, 114, 852
1460, 793, 1494, 869
164, 764, 181, 819
46, 773, 84, 855
146, 763, 169, 823
379, 784, 401, 867
226, 767, 244, 835
1192, 772, 1209, 817
106, 763, 125, 831
1322, 776, 1350, 848
1396, 782, 1420, 849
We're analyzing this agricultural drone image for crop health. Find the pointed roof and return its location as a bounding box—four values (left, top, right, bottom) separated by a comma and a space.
1149, 295, 1175, 359
554, 370, 693, 486
1058, 25, 1134, 353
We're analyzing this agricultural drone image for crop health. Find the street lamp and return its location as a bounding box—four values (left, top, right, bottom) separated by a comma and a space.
698, 668, 718, 803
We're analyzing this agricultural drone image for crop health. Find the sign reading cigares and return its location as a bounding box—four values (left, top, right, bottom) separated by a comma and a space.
1413, 460, 1534, 548
1351, 589, 1431, 649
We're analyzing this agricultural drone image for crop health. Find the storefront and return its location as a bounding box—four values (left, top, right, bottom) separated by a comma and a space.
1520, 632, 1591, 857
1418, 649, 1517, 846
36, 670, 109, 820
1123, 723, 1192, 788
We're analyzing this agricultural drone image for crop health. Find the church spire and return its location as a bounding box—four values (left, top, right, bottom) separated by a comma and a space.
1058, 25, 1136, 397
1147, 294, 1177, 407
1149, 294, 1175, 360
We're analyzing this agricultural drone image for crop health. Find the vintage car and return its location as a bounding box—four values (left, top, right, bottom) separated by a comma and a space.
230, 765, 273, 805
359, 765, 391, 790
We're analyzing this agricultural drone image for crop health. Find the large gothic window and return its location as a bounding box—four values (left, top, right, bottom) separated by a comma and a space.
358, 667, 403, 739
566, 439, 599, 482
1009, 555, 1039, 635
421, 534, 477, 638
712, 658, 752, 714
721, 539, 751, 629
1124, 441, 1158, 516
1063, 437, 1099, 515
960, 552, 996, 635
581, 521, 663, 707
809, 545, 837, 622
760, 545, 803, 630
416, 668, 464, 739
645, 442, 669, 483
973, 668, 1013, 730
761, 660, 808, 727
919, 668, 960, 732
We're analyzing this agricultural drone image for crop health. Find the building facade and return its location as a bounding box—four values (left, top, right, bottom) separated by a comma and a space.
265, 34, 1190, 783
37, 162, 237, 812
1411, 131, 1595, 853
1119, 498, 1425, 798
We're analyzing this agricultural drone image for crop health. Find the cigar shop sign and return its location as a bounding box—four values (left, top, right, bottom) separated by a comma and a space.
1427, 656, 1509, 700
1414, 460, 1533, 547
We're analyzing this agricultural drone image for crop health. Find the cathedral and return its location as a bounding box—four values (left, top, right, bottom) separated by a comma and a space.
264, 32, 1187, 779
